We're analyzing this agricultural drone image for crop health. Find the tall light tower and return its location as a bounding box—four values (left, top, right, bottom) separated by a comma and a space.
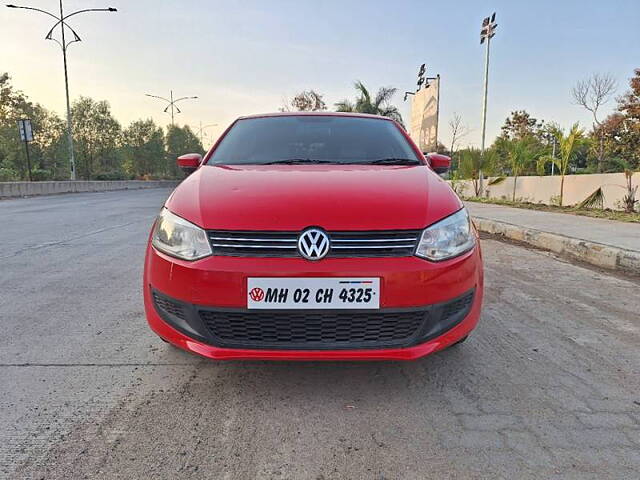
145, 91, 198, 126
7, 2, 118, 180
479, 12, 497, 195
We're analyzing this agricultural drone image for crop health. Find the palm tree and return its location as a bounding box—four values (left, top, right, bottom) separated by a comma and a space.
335, 81, 403, 126
610, 158, 638, 213
537, 123, 587, 206
501, 137, 538, 201
458, 148, 497, 196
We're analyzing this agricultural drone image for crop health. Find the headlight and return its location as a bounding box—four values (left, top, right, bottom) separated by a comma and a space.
415, 208, 476, 261
151, 208, 212, 261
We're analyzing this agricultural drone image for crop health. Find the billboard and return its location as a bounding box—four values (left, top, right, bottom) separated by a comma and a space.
409, 77, 439, 152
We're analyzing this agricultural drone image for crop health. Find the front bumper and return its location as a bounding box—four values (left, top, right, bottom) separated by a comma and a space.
143, 243, 483, 360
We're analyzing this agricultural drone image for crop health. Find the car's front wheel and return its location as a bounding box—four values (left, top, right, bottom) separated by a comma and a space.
452, 335, 469, 346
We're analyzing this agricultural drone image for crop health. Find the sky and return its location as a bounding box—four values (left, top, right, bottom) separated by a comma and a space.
1, 0, 639, 149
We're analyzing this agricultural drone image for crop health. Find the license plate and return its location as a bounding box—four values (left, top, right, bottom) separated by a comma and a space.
247, 277, 380, 309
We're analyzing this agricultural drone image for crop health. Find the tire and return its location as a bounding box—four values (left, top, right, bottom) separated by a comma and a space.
452, 335, 469, 346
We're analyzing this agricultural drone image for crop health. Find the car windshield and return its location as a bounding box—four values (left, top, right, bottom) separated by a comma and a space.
207, 116, 420, 165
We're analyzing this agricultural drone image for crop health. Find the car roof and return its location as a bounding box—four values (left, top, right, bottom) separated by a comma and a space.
236, 111, 394, 121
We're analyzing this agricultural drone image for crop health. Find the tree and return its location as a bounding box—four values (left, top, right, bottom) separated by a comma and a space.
609, 158, 638, 213
600, 69, 640, 170
497, 137, 538, 201
572, 73, 617, 172
281, 90, 327, 112
0, 73, 66, 180
165, 125, 204, 177
71, 97, 122, 179
458, 147, 497, 196
537, 123, 587, 206
122, 119, 165, 178
494, 110, 546, 175
499, 110, 544, 141
448, 113, 470, 157
335, 81, 403, 126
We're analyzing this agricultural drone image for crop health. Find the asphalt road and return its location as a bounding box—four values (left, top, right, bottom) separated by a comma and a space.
1, 189, 639, 479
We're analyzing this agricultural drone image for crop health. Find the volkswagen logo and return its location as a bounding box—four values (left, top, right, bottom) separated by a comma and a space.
297, 228, 330, 260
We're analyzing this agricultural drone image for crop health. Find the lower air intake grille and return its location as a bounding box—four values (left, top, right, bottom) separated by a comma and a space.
198, 309, 427, 350
442, 290, 474, 320
152, 292, 186, 320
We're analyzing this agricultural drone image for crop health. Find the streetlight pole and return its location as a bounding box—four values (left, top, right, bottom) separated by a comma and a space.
145, 91, 198, 127
191, 122, 218, 145
7, 2, 117, 181
479, 12, 497, 196
58, 0, 75, 180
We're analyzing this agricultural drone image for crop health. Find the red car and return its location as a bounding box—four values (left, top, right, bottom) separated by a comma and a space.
144, 112, 483, 360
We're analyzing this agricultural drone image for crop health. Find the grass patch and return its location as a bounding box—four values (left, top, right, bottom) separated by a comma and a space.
464, 196, 640, 223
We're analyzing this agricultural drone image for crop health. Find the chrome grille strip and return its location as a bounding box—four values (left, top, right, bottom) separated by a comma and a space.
207, 230, 420, 258
331, 238, 417, 243
209, 237, 297, 242
331, 244, 416, 249
210, 243, 296, 249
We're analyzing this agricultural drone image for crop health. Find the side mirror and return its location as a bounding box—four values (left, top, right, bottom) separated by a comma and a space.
177, 153, 202, 174
424, 153, 451, 174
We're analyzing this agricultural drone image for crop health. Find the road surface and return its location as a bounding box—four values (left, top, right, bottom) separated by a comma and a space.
1, 189, 638, 479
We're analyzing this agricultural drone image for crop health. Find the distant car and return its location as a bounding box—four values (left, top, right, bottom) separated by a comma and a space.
143, 112, 483, 360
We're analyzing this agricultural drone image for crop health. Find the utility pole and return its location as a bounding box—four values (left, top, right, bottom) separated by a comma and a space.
145, 91, 198, 126
479, 12, 498, 195
7, 2, 117, 180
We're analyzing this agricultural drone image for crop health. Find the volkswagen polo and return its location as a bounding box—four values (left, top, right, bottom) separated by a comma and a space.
144, 112, 483, 360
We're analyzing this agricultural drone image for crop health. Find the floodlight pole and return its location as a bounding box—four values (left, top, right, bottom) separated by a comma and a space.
6, 1, 117, 181
479, 34, 491, 196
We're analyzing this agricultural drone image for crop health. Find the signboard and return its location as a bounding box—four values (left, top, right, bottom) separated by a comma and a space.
18, 119, 34, 142
409, 77, 439, 152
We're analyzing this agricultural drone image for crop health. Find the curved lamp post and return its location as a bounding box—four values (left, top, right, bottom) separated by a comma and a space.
145, 91, 198, 126
191, 122, 218, 145
6, 1, 117, 180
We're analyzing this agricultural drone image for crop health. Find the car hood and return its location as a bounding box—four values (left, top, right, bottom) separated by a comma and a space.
166, 164, 462, 231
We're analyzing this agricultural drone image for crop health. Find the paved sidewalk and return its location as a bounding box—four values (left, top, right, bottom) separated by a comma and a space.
466, 202, 640, 253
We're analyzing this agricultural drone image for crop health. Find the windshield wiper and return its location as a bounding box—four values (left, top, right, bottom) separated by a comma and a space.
367, 158, 421, 165
262, 158, 334, 165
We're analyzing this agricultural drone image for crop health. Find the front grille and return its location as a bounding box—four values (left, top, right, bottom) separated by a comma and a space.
207, 230, 421, 258
198, 309, 427, 350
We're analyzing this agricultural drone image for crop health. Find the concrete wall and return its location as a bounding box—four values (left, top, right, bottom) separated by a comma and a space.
453, 172, 639, 210
0, 180, 180, 199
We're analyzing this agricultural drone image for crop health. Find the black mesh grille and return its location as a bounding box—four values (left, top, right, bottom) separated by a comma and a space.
442, 291, 474, 320
153, 292, 186, 320
198, 309, 427, 349
207, 230, 420, 258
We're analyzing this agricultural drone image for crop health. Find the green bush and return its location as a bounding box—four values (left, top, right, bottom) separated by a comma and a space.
94, 171, 128, 181
0, 168, 19, 181
31, 169, 52, 181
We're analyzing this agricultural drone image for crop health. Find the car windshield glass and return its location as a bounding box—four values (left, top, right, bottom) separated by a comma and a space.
207, 116, 420, 165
